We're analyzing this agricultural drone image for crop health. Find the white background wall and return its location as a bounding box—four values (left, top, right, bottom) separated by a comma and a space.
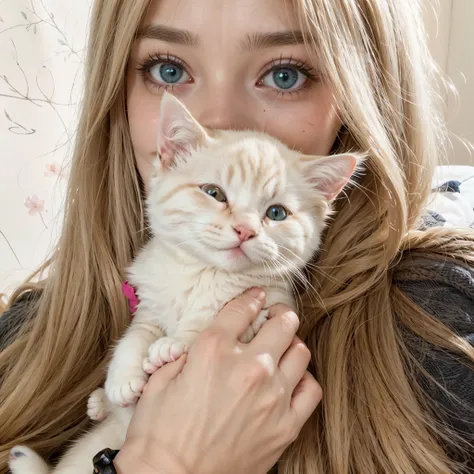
0, 0, 473, 295
424, 0, 474, 166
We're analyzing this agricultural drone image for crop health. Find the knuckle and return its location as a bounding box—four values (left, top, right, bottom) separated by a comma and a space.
223, 301, 243, 317
268, 303, 285, 319
300, 372, 323, 405
242, 296, 261, 315
241, 362, 268, 388
195, 328, 223, 355
296, 342, 311, 364
280, 311, 299, 334
238, 293, 255, 306
311, 380, 323, 402
223, 296, 259, 321
261, 387, 285, 412
234, 293, 258, 310
261, 393, 280, 412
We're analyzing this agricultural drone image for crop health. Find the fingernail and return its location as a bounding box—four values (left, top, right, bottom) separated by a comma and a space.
248, 287, 265, 300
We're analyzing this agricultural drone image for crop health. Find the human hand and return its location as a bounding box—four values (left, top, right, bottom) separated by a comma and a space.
115, 288, 322, 474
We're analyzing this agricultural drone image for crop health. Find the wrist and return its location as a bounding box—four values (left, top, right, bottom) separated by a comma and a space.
114, 441, 190, 474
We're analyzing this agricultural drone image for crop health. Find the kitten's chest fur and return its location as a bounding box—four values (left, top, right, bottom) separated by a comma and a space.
128, 239, 291, 334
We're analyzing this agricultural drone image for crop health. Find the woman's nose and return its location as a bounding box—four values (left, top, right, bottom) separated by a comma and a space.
187, 88, 259, 132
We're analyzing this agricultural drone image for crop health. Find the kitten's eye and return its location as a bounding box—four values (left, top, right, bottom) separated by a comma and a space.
200, 184, 227, 203
266, 205, 288, 221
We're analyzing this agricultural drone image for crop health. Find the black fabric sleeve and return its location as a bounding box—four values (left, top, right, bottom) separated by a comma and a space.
394, 257, 474, 467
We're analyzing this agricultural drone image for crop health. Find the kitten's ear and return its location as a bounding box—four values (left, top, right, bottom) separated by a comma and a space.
157, 92, 210, 168
300, 153, 362, 201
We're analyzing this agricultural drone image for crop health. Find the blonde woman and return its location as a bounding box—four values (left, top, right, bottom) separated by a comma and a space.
1, 0, 474, 473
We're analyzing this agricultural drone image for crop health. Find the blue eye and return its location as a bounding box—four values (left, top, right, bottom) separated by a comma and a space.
159, 63, 183, 83
261, 67, 307, 91
266, 205, 288, 221
200, 184, 227, 203
148, 61, 190, 85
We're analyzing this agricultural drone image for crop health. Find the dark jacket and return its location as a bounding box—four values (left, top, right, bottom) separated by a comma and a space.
1, 256, 474, 472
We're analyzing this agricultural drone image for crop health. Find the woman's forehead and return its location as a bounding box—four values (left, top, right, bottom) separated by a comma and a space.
141, 0, 301, 39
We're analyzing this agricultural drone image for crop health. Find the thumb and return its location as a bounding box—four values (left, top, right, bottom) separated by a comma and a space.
144, 354, 188, 395
213, 287, 266, 339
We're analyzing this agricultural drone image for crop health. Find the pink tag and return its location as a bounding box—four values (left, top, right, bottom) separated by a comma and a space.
122, 281, 139, 317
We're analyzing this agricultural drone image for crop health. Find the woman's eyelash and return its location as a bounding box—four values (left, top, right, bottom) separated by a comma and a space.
263, 56, 320, 83
136, 52, 320, 92
136, 53, 187, 78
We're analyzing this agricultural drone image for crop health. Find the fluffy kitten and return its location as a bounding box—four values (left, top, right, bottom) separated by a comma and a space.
9, 93, 359, 474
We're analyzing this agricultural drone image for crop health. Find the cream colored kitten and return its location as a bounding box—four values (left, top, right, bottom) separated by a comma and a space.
9, 93, 360, 474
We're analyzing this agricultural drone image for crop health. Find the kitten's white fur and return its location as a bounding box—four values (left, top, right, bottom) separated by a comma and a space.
9, 93, 359, 474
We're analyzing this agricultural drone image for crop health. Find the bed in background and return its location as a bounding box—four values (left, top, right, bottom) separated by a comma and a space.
429, 166, 474, 229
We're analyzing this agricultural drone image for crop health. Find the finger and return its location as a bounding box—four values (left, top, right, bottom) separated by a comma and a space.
279, 337, 311, 391
290, 371, 322, 428
250, 304, 298, 361
142, 354, 187, 397
213, 288, 266, 339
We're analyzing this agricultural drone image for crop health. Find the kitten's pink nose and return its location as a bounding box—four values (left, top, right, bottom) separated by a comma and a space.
233, 224, 256, 242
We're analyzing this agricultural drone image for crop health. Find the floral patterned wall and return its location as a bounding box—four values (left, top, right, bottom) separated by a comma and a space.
0, 1, 472, 297
0, 0, 90, 295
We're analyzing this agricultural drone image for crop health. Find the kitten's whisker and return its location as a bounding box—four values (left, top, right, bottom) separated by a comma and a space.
262, 260, 277, 285
277, 243, 346, 287
171, 220, 210, 226
341, 180, 376, 208
277, 244, 304, 263
267, 259, 284, 284
258, 254, 275, 281
280, 265, 303, 311
276, 256, 310, 294
309, 266, 347, 285
281, 177, 376, 210
266, 255, 284, 284
174, 237, 208, 249
272, 252, 325, 314
274, 247, 309, 282
169, 230, 206, 239
280, 256, 318, 300
300, 257, 350, 286
303, 257, 349, 272
268, 257, 306, 319
136, 224, 152, 234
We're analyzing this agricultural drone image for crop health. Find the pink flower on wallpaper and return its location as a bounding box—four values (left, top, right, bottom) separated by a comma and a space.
24, 195, 45, 216
44, 162, 66, 178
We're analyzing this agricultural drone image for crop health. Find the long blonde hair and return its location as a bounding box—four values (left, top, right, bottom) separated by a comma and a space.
1, 0, 474, 473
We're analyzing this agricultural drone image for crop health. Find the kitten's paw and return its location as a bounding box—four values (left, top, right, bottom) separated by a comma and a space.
142, 356, 159, 375
239, 309, 269, 343
9, 446, 50, 474
105, 370, 148, 407
87, 388, 111, 422
146, 337, 187, 371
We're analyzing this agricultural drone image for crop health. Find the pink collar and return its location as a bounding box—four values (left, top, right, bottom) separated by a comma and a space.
122, 281, 139, 316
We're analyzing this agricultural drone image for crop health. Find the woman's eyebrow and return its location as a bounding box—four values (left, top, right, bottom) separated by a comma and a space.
240, 30, 305, 51
136, 24, 304, 51
136, 24, 199, 46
